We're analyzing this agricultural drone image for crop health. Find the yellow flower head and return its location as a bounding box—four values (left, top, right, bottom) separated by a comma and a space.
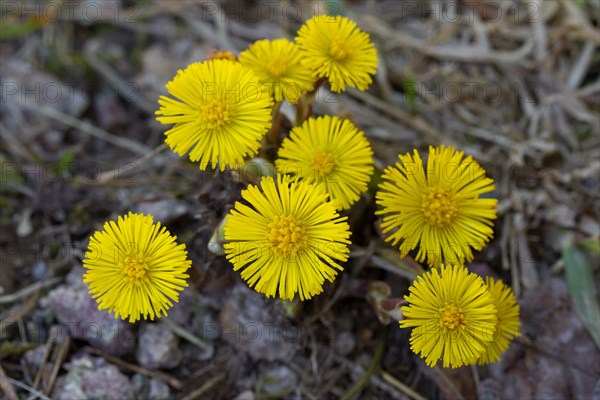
206, 49, 238, 62
477, 277, 520, 365
275, 115, 373, 210
156, 59, 273, 171
400, 264, 498, 368
296, 15, 378, 93
376, 145, 497, 267
239, 38, 315, 104
223, 175, 351, 301
83, 212, 191, 323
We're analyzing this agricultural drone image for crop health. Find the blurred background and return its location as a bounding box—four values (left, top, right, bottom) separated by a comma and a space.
1, 0, 599, 399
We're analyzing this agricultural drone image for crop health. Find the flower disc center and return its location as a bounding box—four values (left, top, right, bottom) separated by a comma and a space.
267, 215, 306, 257
421, 187, 458, 227
329, 38, 351, 61
440, 304, 466, 330
266, 57, 288, 78
123, 253, 147, 281
202, 99, 231, 129
313, 151, 336, 177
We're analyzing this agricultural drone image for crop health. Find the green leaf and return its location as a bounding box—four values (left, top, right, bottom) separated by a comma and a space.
403, 74, 417, 114
562, 243, 600, 349
58, 149, 77, 178
367, 167, 382, 197
59, 149, 77, 166
579, 238, 600, 257
0, 20, 45, 40
325, 0, 345, 16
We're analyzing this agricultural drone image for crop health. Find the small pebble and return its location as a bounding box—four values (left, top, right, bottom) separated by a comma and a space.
261, 364, 297, 395
136, 323, 182, 369
334, 331, 356, 356
52, 355, 135, 400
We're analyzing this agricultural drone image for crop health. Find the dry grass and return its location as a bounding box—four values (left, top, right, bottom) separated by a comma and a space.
1, 0, 598, 399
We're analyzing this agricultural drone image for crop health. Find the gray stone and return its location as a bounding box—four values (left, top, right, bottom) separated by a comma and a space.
132, 374, 171, 400
334, 331, 356, 356
52, 355, 135, 400
193, 310, 221, 341
134, 198, 189, 225
182, 341, 215, 362
23, 344, 50, 369
31, 261, 48, 280
148, 377, 171, 400
261, 364, 298, 395
132, 373, 146, 393
45, 268, 135, 356
234, 390, 255, 400
219, 284, 299, 361
167, 288, 194, 325
136, 323, 182, 369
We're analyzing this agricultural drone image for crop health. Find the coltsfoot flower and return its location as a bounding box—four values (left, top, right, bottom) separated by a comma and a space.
156, 59, 273, 171
477, 277, 520, 364
206, 49, 238, 62
296, 15, 378, 92
239, 38, 315, 103
83, 212, 191, 323
224, 175, 351, 300
400, 264, 497, 368
276, 115, 373, 210
376, 145, 497, 267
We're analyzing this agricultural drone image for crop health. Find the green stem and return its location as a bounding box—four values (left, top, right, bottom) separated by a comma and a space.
295, 77, 327, 126
266, 101, 283, 145
259, 101, 282, 161
341, 327, 387, 400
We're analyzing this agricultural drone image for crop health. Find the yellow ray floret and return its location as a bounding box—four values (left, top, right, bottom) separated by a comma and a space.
276, 115, 374, 210
83, 212, 191, 323
239, 38, 315, 103
156, 59, 273, 171
296, 15, 378, 92
223, 175, 351, 300
400, 264, 498, 368
477, 277, 520, 364
376, 145, 498, 267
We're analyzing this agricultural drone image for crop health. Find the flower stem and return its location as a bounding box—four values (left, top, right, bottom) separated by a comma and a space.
294, 77, 327, 126
266, 101, 283, 146
340, 327, 387, 400
258, 101, 283, 161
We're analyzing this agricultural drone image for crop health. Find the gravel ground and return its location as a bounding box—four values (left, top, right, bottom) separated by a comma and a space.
1, 1, 599, 399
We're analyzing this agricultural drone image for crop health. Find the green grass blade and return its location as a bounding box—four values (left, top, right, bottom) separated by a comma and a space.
562, 243, 600, 349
